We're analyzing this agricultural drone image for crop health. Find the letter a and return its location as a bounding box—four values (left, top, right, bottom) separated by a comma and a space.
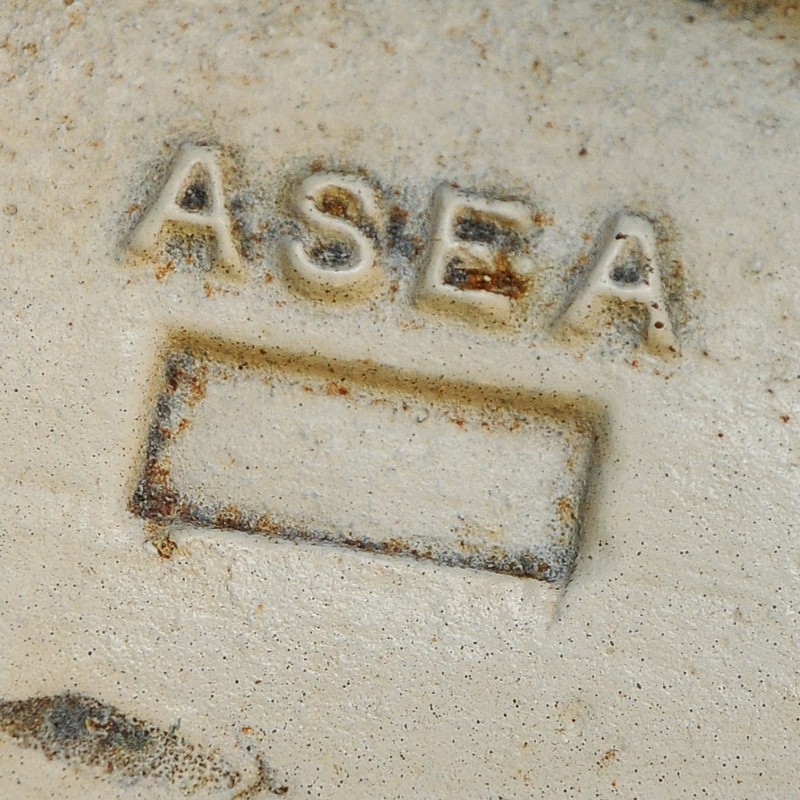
562, 214, 677, 355
128, 145, 242, 278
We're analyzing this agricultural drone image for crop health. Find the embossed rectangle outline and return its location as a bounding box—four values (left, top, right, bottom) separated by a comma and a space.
130, 335, 602, 584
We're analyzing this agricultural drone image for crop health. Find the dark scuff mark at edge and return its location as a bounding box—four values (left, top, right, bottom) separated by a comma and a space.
0, 692, 288, 797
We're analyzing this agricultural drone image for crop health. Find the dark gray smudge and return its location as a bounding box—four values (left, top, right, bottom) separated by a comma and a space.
0, 692, 246, 795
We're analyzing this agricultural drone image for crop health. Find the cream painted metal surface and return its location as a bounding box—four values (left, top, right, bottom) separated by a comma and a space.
1, 1, 799, 797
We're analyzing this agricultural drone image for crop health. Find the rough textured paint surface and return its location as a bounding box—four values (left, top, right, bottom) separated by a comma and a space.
1, 1, 799, 798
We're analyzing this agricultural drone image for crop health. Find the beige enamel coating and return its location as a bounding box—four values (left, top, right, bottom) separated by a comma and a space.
0, 2, 799, 798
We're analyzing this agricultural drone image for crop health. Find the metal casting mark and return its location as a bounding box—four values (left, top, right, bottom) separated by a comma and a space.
124, 145, 686, 586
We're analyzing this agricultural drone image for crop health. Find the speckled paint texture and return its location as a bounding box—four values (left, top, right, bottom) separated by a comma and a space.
0, 1, 799, 798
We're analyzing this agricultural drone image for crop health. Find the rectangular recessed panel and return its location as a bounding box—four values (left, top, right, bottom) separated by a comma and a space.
131, 339, 598, 583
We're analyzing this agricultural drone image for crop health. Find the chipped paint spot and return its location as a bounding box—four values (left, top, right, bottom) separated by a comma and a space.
0, 693, 240, 793
0, 693, 290, 797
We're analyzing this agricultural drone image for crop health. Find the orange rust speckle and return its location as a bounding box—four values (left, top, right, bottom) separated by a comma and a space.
325, 381, 350, 397
381, 537, 406, 556
253, 515, 281, 536
166, 362, 208, 408
533, 210, 555, 227
780, 414, 790, 423
458, 539, 481, 555
150, 533, 177, 560
706, 0, 800, 20
445, 251, 530, 299
556, 495, 578, 525
315, 185, 360, 223
154, 261, 174, 281
389, 204, 408, 224
556, 495, 577, 526
133, 457, 181, 521
214, 506, 245, 530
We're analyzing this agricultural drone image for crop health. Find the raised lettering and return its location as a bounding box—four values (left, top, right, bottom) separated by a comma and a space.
416, 187, 534, 321
283, 173, 380, 300
561, 214, 677, 355
128, 145, 242, 278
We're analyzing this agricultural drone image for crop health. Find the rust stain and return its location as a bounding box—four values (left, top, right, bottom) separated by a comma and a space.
129, 341, 596, 585
556, 495, 577, 526
214, 505, 246, 530
154, 260, 174, 281
603, 748, 618, 763
444, 251, 530, 299
314, 185, 361, 224
387, 203, 419, 259
324, 381, 350, 397
145, 522, 178, 559
162, 354, 209, 409
387, 203, 408, 229
253, 515, 282, 536
0, 693, 290, 796
233, 756, 289, 798
131, 454, 182, 523
457, 539, 481, 555
130, 351, 212, 525
700, 0, 800, 20
0, 693, 241, 793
